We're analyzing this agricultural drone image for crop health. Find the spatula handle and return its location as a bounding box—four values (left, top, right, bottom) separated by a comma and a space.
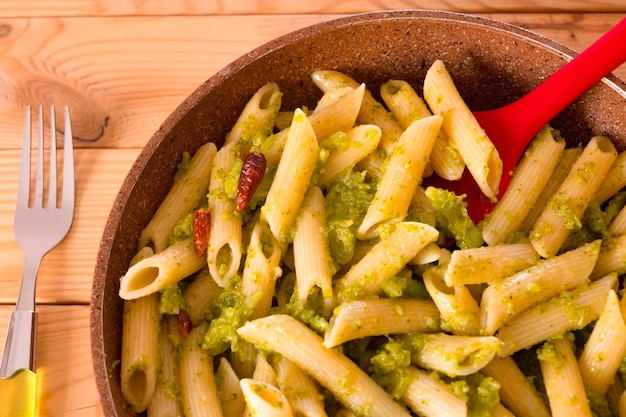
0, 368, 38, 417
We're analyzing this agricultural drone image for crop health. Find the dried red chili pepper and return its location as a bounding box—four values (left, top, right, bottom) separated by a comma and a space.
177, 309, 193, 337
237, 151, 266, 212
192, 208, 211, 257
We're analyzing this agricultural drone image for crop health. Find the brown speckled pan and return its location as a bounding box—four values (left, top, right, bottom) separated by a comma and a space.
91, 10, 626, 416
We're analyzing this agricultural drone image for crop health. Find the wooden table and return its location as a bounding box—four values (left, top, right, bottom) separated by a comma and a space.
0, 2, 625, 416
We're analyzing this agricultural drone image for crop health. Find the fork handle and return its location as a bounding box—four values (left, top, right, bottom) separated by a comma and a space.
0, 310, 37, 378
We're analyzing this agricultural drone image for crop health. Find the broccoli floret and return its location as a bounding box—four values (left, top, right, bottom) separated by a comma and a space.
159, 284, 187, 315
202, 278, 261, 356
369, 338, 412, 400
424, 186, 483, 249
325, 169, 376, 264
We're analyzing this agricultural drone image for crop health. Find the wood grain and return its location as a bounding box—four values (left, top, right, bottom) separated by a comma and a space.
0, 14, 625, 151
0, 0, 625, 16
0, 305, 104, 417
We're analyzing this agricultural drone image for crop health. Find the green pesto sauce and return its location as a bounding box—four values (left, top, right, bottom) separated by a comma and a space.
159, 284, 187, 315
424, 186, 483, 249
325, 169, 376, 265
167, 212, 194, 246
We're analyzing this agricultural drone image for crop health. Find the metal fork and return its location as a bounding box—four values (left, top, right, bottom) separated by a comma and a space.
0, 106, 75, 380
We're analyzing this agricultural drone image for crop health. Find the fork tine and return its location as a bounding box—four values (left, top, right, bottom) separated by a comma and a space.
62, 106, 74, 206
49, 106, 58, 207
16, 106, 32, 208
33, 105, 44, 208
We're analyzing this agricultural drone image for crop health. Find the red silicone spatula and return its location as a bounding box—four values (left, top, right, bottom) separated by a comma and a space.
435, 18, 626, 223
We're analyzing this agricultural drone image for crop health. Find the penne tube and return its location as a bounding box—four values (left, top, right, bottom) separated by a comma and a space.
405, 333, 500, 376
262, 85, 364, 164
423, 59, 502, 198
538, 336, 593, 417
380, 78, 464, 181
444, 242, 539, 286
311, 70, 403, 152
240, 379, 293, 417
318, 124, 381, 186
223, 82, 282, 151
608, 204, 626, 235
481, 355, 551, 417
238, 314, 412, 417
242, 220, 283, 319
496, 273, 617, 356
422, 265, 481, 336
481, 125, 565, 245
324, 298, 441, 348
147, 318, 184, 417
119, 238, 206, 300
207, 143, 244, 286
578, 289, 626, 395
293, 186, 334, 311
216, 357, 246, 417
138, 141, 218, 253
120, 294, 160, 413
337, 221, 439, 296
530, 135, 617, 258
274, 356, 328, 417
480, 240, 601, 335
521, 147, 582, 231
401, 366, 467, 417
183, 268, 221, 325
595, 149, 626, 204
262, 108, 319, 244
252, 352, 278, 386
180, 324, 224, 417
357, 115, 442, 239
591, 234, 626, 279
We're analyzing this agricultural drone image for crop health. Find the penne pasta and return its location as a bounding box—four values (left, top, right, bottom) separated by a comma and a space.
337, 221, 439, 296
119, 238, 206, 300
311, 70, 403, 152
262, 85, 364, 164
480, 240, 601, 335
578, 289, 626, 395
481, 355, 551, 417
120, 294, 160, 413
591, 234, 626, 279
530, 135, 617, 258
423, 59, 502, 198
481, 125, 565, 245
405, 333, 500, 376
496, 273, 617, 356
595, 149, 626, 204
444, 242, 539, 286
538, 336, 592, 417
324, 298, 441, 348
293, 186, 334, 311
422, 265, 481, 336
262, 108, 319, 243
240, 379, 293, 417
401, 366, 467, 417
216, 357, 246, 417
180, 324, 224, 417
238, 314, 413, 417
274, 356, 328, 417
380, 78, 464, 181
138, 141, 217, 253
317, 124, 381, 187
147, 318, 183, 417
357, 115, 442, 239
207, 143, 244, 286
223, 82, 282, 151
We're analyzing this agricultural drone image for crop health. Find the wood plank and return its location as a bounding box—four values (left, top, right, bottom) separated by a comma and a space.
0, 148, 140, 304
0, 14, 624, 151
0, 0, 625, 17
0, 305, 105, 417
